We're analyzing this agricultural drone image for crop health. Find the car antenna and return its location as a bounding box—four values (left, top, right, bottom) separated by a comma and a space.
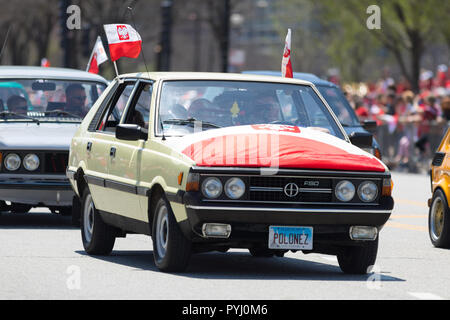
0, 26, 11, 63
127, 4, 166, 140
127, 4, 150, 75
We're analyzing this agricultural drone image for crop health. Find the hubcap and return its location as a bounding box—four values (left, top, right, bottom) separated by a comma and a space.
156, 204, 169, 258
83, 194, 95, 243
431, 197, 445, 241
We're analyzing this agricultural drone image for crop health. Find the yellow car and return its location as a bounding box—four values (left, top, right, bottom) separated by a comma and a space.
67, 72, 394, 274
429, 128, 450, 248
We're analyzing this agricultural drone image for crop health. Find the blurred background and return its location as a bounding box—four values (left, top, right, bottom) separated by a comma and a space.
0, 0, 449, 172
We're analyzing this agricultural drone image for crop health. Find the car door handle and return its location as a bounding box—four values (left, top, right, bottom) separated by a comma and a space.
110, 147, 117, 158
87, 142, 92, 152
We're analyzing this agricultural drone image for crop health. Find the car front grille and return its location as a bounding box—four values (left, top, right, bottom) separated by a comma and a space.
249, 176, 332, 203
44, 152, 69, 174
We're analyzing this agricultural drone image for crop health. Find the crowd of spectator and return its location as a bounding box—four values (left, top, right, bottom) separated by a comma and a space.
341, 65, 450, 172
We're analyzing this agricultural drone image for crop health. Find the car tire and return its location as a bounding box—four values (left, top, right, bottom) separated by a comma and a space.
429, 189, 450, 248
80, 189, 116, 255
337, 239, 378, 274
249, 247, 274, 258
10, 203, 32, 213
152, 196, 191, 272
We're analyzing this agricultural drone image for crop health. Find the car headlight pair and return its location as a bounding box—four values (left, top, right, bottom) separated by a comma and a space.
202, 177, 245, 200
335, 180, 378, 203
3, 153, 40, 171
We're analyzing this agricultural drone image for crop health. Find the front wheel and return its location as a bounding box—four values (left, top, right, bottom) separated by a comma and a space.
429, 189, 450, 248
337, 239, 378, 274
80, 189, 116, 255
152, 196, 191, 272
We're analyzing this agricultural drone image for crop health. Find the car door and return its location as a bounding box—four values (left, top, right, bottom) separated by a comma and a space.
85, 80, 137, 212
107, 80, 152, 222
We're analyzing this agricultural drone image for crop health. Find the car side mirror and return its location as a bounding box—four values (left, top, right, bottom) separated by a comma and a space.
362, 120, 377, 134
116, 124, 148, 141
349, 131, 373, 149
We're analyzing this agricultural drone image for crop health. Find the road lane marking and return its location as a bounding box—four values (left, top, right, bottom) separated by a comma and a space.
408, 292, 444, 300
395, 198, 428, 208
385, 221, 427, 232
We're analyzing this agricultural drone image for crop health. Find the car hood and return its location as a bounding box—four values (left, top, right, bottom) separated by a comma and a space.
0, 122, 79, 150
167, 124, 387, 172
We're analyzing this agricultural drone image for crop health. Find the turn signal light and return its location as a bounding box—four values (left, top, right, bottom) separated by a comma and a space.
382, 178, 393, 197
186, 173, 199, 192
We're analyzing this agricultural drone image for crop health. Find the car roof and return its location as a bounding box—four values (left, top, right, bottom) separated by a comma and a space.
118, 71, 315, 86
0, 66, 108, 84
242, 70, 338, 88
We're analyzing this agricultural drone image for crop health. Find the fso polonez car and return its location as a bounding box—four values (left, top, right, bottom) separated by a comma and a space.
67, 72, 394, 274
0, 66, 107, 215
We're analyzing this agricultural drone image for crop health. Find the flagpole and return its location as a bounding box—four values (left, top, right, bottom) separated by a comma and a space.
86, 48, 95, 72
113, 61, 120, 78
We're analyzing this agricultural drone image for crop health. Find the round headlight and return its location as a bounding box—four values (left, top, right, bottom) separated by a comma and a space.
4, 153, 21, 171
335, 180, 355, 202
23, 154, 40, 171
201, 177, 223, 199
225, 178, 246, 199
358, 181, 378, 202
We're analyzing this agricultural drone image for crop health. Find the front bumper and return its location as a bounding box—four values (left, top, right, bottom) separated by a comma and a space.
179, 192, 393, 252
0, 175, 74, 206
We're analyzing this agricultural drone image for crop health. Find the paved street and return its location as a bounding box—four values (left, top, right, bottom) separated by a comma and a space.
0, 172, 448, 300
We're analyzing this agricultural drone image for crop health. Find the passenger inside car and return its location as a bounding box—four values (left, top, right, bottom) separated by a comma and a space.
7, 95, 28, 114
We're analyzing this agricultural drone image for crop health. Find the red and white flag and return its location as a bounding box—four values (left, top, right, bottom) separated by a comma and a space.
103, 24, 142, 62
87, 36, 108, 74
281, 29, 293, 78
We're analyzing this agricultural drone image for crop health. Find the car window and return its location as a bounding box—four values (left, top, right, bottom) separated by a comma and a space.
317, 86, 360, 127
97, 82, 136, 132
158, 80, 345, 139
124, 82, 152, 129
0, 79, 106, 121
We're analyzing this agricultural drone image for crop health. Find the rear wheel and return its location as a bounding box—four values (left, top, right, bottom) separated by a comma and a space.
152, 196, 191, 272
81, 189, 116, 255
429, 190, 450, 248
337, 239, 378, 274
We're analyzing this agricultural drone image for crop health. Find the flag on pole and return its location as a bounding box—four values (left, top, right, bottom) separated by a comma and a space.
87, 36, 108, 74
281, 29, 293, 78
103, 24, 142, 62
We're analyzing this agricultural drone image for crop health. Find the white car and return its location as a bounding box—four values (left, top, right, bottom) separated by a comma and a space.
0, 66, 108, 216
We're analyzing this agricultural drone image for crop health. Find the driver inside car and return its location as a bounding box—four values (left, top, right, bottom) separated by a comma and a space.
246, 93, 282, 124
65, 84, 87, 117
188, 98, 229, 127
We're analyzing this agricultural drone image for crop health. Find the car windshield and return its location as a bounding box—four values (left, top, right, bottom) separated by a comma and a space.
158, 80, 345, 139
0, 79, 106, 122
316, 86, 360, 127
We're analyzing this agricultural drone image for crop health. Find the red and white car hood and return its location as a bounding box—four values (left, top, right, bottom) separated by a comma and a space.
168, 125, 387, 172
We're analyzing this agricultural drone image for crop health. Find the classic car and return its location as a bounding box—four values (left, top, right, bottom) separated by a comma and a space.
67, 72, 394, 274
429, 128, 450, 248
0, 66, 108, 216
243, 71, 381, 159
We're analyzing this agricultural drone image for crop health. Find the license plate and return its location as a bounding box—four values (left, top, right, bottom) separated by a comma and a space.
268, 226, 313, 250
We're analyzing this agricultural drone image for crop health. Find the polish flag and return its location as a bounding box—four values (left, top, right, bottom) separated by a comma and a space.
103, 24, 142, 62
281, 29, 293, 78
87, 36, 108, 74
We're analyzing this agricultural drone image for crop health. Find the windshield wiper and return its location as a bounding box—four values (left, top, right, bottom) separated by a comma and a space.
163, 118, 222, 129
0, 111, 40, 124
43, 109, 81, 119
